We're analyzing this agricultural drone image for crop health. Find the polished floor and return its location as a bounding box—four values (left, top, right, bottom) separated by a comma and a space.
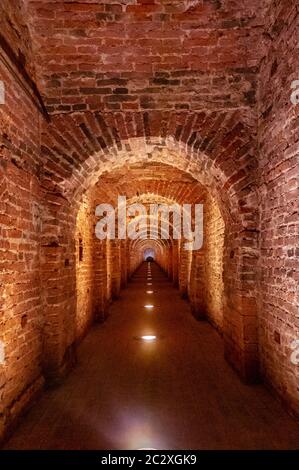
4, 262, 299, 450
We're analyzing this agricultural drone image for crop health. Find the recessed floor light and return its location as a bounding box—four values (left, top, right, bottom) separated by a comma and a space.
138, 448, 157, 450
146, 290, 153, 294
147, 282, 152, 285
144, 304, 154, 309
141, 335, 156, 341
134, 335, 163, 342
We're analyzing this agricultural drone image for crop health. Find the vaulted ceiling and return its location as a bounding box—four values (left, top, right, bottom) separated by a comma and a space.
2, 0, 274, 114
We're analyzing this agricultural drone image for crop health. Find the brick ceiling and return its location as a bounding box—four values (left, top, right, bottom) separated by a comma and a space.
93, 162, 207, 205
21, 0, 273, 113
0, 0, 268, 228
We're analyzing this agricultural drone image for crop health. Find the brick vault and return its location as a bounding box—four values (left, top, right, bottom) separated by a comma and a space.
0, 0, 298, 446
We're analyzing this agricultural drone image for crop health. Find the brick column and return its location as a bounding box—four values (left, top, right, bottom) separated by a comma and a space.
111, 240, 121, 298
189, 249, 206, 319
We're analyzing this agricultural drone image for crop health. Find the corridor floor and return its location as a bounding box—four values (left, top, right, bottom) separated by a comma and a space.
3, 262, 299, 450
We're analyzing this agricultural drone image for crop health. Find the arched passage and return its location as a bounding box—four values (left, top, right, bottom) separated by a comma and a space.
1, 0, 299, 448
143, 248, 155, 262
40, 141, 259, 385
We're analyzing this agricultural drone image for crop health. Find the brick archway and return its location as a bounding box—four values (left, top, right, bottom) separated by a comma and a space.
41, 119, 260, 384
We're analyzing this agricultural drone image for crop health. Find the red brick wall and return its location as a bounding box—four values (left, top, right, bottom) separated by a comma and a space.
189, 194, 224, 329
0, 0, 298, 444
76, 195, 95, 339
26, 0, 270, 114
258, 0, 299, 416
204, 195, 225, 330
179, 243, 192, 298
110, 239, 122, 298
93, 237, 110, 322
0, 61, 43, 440
0, 0, 36, 80
189, 247, 205, 318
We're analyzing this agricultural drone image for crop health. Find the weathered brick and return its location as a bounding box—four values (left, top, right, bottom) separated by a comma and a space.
0, 0, 298, 447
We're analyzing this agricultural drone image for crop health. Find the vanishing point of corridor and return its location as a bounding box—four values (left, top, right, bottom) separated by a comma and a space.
4, 262, 299, 450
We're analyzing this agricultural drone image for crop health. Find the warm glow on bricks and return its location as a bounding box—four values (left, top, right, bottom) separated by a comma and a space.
0, 0, 298, 446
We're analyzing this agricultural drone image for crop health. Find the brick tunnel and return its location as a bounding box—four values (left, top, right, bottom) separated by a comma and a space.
0, 0, 298, 450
